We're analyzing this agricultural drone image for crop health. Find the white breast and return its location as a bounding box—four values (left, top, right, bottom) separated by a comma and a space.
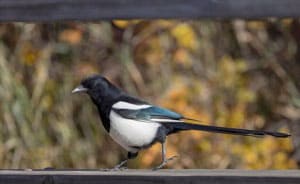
109, 110, 160, 153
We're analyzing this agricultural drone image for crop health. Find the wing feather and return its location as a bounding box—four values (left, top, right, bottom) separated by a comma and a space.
112, 105, 183, 123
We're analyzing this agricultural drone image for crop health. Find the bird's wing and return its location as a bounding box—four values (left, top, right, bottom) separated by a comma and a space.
110, 101, 290, 138
112, 102, 183, 123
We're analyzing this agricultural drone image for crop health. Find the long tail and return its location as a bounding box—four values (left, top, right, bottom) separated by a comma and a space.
165, 122, 290, 138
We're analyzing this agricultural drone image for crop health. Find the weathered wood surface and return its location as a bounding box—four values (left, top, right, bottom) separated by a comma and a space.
0, 169, 299, 184
0, 0, 300, 22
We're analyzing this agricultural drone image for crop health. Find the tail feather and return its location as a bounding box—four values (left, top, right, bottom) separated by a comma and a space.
165, 122, 290, 138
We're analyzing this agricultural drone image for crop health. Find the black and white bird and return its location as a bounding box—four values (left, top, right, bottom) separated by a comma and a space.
72, 75, 290, 170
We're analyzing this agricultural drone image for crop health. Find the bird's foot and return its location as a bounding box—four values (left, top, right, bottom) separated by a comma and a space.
152, 155, 179, 171
112, 166, 128, 171
109, 159, 128, 171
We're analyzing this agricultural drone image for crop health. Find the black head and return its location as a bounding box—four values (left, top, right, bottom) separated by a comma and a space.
72, 75, 123, 105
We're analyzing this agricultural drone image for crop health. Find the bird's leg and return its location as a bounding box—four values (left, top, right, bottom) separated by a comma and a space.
113, 159, 128, 170
100, 159, 128, 171
112, 152, 138, 170
153, 142, 178, 170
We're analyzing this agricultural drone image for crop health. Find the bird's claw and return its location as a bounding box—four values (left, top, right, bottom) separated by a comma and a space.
152, 155, 179, 170
112, 166, 128, 171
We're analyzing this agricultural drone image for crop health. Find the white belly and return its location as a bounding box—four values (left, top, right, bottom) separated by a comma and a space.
109, 111, 160, 153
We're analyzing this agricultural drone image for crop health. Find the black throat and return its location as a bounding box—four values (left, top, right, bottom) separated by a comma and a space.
93, 97, 113, 132
88, 83, 123, 132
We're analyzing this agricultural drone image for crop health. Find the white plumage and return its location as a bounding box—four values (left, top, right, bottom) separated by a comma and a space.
109, 110, 160, 153
112, 101, 151, 110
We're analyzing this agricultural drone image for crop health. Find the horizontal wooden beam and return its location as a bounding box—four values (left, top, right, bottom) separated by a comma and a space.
0, 169, 299, 184
0, 0, 300, 22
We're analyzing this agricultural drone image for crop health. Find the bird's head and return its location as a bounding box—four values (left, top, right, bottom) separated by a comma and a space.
72, 75, 122, 104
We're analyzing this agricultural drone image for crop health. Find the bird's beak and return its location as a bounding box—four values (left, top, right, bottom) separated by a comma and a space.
72, 85, 88, 94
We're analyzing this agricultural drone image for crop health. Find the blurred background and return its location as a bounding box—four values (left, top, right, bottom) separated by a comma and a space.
0, 20, 299, 169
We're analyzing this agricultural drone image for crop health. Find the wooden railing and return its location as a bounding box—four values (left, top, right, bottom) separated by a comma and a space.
0, 169, 299, 184
0, 0, 300, 21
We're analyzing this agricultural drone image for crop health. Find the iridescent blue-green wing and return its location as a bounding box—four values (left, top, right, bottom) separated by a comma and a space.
113, 105, 183, 122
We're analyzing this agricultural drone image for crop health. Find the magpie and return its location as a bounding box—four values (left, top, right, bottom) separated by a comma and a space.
72, 75, 290, 170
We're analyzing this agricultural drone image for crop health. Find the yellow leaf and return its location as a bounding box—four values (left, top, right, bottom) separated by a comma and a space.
247, 21, 266, 30
20, 42, 40, 66
171, 23, 198, 50
113, 20, 141, 29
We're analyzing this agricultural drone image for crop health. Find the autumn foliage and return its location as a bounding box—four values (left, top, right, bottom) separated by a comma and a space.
0, 20, 298, 169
